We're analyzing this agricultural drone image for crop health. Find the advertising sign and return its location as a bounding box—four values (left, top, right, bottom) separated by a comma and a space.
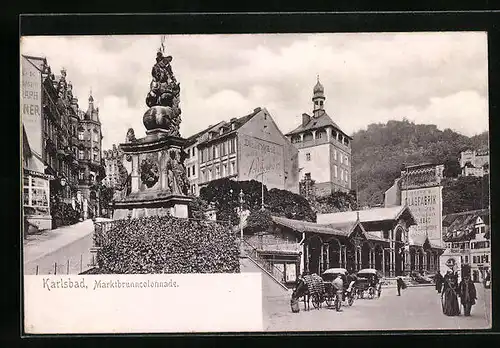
22, 57, 43, 156
401, 185, 443, 246
238, 133, 284, 190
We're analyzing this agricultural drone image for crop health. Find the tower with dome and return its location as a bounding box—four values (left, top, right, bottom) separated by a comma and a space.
286, 77, 352, 197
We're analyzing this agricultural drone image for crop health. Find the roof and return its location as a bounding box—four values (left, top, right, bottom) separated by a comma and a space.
271, 215, 349, 237
285, 110, 351, 139
194, 108, 263, 146
366, 232, 391, 243
317, 205, 417, 226
443, 209, 490, 242
22, 126, 32, 159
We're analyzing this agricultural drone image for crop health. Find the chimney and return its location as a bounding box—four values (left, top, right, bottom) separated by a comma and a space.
302, 113, 310, 127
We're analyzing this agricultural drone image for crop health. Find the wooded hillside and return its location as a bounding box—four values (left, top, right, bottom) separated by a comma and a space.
351, 119, 489, 208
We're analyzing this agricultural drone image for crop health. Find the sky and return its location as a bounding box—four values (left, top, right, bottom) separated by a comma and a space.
21, 32, 489, 151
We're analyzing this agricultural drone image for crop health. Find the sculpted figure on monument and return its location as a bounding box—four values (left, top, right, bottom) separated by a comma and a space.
125, 128, 137, 143
143, 48, 182, 137
166, 150, 189, 195
140, 156, 160, 189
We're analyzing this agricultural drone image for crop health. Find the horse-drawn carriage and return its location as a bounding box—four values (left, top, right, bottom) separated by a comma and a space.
291, 268, 356, 312
355, 268, 383, 299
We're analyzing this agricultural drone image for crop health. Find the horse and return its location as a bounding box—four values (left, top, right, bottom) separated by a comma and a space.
291, 278, 311, 311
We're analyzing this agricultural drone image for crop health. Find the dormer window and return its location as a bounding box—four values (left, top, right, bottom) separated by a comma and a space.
220, 128, 224, 135
231, 123, 236, 131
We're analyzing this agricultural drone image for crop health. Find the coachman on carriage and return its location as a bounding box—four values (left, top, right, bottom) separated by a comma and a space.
355, 268, 383, 299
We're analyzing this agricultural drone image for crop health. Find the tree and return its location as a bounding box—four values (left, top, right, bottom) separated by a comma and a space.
199, 178, 316, 225
442, 176, 489, 214
443, 158, 461, 178
188, 196, 210, 220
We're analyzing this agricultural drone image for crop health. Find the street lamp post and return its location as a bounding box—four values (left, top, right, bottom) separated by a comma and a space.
239, 189, 244, 245
256, 171, 266, 211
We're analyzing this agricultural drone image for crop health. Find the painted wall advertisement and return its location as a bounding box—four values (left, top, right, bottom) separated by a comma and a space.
401, 185, 443, 246
238, 133, 284, 190
22, 57, 43, 156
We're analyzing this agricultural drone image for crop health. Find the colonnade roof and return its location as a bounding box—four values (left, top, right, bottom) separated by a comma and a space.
317, 205, 417, 226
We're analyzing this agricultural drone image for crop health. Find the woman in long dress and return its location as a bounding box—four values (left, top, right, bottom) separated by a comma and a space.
442, 270, 461, 316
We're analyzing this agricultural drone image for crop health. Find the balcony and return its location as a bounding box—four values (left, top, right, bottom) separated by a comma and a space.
258, 243, 301, 253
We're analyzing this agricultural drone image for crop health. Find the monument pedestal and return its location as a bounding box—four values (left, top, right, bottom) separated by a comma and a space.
112, 132, 192, 220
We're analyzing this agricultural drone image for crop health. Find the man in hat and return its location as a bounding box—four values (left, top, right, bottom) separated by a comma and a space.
459, 265, 477, 316
332, 274, 344, 312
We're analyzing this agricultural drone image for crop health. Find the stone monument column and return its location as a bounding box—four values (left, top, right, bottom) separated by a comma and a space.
111, 42, 192, 220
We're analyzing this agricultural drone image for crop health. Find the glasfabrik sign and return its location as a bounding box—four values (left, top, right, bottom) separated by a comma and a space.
22, 57, 43, 156
401, 185, 443, 246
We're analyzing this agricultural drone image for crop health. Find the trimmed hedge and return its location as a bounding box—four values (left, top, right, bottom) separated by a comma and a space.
97, 215, 240, 274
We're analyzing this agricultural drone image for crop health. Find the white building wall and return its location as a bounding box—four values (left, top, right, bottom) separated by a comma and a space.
298, 143, 331, 183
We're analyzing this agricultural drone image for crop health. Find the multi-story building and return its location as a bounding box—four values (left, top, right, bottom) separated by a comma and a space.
285, 78, 352, 196
186, 107, 300, 195
442, 209, 490, 282
21, 55, 104, 228
102, 144, 124, 189
460, 149, 489, 177
384, 162, 445, 248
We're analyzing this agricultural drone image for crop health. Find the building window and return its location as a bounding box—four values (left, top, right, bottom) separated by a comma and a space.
92, 130, 99, 142
230, 161, 236, 175
485, 255, 489, 263
345, 156, 349, 165
345, 171, 348, 183
208, 169, 212, 181
78, 131, 84, 140
306, 153, 311, 161
465, 255, 469, 263
334, 149, 337, 161
212, 145, 216, 159
340, 153, 343, 164
229, 138, 236, 154
201, 170, 205, 182
79, 150, 84, 160
187, 167, 190, 177
221, 141, 227, 156
23, 175, 50, 214
334, 165, 338, 178
215, 166, 220, 179
222, 164, 227, 177
215, 144, 220, 158
192, 166, 195, 177
340, 169, 343, 181
317, 131, 323, 139
93, 152, 98, 162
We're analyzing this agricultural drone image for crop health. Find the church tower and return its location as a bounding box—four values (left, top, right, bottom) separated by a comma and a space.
286, 77, 352, 197
312, 77, 325, 117
77, 90, 104, 218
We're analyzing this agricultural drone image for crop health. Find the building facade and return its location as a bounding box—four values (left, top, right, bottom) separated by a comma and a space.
384, 163, 445, 248
460, 149, 489, 177
286, 79, 352, 196
187, 107, 300, 195
442, 209, 490, 283
103, 144, 124, 188
241, 205, 445, 282
21, 55, 105, 228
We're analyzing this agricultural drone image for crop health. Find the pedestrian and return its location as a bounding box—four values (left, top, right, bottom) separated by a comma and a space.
332, 274, 344, 312
435, 271, 444, 294
396, 276, 406, 296
442, 270, 461, 316
458, 274, 477, 316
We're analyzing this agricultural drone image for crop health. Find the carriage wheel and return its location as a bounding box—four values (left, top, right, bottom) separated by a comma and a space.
312, 294, 322, 309
335, 296, 342, 311
325, 295, 333, 307
368, 287, 375, 299
348, 294, 355, 306
358, 289, 364, 299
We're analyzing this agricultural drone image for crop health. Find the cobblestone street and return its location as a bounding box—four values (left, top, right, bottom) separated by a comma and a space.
264, 285, 491, 332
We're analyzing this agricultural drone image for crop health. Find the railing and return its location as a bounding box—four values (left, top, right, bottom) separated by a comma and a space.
240, 238, 287, 285
257, 242, 301, 253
